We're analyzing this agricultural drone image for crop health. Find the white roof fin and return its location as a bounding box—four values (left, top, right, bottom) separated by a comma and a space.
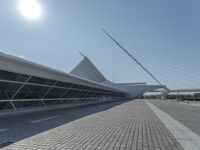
70, 55, 106, 83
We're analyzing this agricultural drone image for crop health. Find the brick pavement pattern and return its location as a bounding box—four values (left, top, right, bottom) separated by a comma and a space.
2, 100, 183, 150
148, 99, 200, 136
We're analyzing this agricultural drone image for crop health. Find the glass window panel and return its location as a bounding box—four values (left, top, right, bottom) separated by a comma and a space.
72, 84, 82, 90
104, 93, 110, 97
28, 76, 55, 85
44, 88, 66, 99
97, 90, 103, 93
81, 98, 100, 103
55, 82, 72, 88
13, 85, 49, 99
80, 86, 92, 91
63, 99, 83, 104
85, 92, 94, 98
101, 93, 106, 97
75, 91, 88, 98
0, 81, 22, 99
44, 100, 63, 106
93, 93, 101, 97
13, 101, 43, 108
0, 102, 14, 110
0, 70, 29, 82
79, 99, 90, 103
93, 88, 98, 92
62, 100, 75, 104
63, 89, 79, 98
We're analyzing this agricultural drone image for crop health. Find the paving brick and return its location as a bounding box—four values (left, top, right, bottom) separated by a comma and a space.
148, 99, 200, 136
2, 100, 183, 150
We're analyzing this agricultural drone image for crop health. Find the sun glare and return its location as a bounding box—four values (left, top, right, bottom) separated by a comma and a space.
18, 0, 42, 21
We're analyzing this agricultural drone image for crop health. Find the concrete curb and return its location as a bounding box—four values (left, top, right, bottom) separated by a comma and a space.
145, 100, 200, 150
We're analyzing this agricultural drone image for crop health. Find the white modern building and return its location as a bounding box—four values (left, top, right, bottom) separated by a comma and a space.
0, 52, 164, 112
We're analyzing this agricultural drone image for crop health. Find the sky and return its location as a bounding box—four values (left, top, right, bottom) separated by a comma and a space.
0, 0, 200, 89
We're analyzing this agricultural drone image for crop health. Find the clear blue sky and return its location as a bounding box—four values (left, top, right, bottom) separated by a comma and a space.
0, 0, 200, 89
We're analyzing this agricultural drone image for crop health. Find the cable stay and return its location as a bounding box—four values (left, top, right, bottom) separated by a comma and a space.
101, 28, 162, 86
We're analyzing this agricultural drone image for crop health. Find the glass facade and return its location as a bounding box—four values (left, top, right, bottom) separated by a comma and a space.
0, 69, 126, 111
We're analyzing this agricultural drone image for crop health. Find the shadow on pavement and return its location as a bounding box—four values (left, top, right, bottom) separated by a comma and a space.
0, 100, 130, 147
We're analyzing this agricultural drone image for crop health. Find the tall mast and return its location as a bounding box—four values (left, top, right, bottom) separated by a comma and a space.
102, 28, 162, 85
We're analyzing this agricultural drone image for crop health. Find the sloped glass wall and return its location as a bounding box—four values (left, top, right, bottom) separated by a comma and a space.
0, 69, 126, 111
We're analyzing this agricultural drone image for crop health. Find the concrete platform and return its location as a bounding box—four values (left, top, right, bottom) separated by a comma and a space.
0, 100, 183, 150
148, 99, 200, 136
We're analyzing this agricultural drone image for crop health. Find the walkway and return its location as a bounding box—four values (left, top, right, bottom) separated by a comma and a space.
1, 100, 183, 150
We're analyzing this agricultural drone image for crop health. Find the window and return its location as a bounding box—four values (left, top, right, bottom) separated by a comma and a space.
84, 92, 94, 98
55, 82, 72, 88
44, 87, 66, 99
0, 81, 22, 99
0, 70, 29, 82
44, 100, 63, 106
75, 91, 88, 98
13, 101, 43, 108
0, 102, 14, 110
13, 84, 49, 99
28, 76, 55, 85
63, 89, 79, 98
72, 84, 83, 90
0, 69, 125, 111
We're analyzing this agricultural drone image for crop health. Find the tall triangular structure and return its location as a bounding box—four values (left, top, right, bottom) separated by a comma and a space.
70, 56, 106, 83
70, 54, 165, 98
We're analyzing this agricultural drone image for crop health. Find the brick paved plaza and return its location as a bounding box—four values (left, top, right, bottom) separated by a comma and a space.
1, 100, 183, 150
148, 99, 200, 136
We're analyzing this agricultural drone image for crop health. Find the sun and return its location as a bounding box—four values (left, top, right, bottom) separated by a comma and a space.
18, 0, 42, 21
